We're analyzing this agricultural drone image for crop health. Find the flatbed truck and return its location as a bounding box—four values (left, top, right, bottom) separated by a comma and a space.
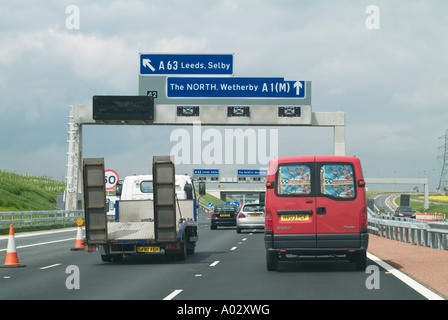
82, 156, 198, 262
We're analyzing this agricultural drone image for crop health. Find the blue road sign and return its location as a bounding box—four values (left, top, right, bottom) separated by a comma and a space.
237, 169, 268, 176
193, 169, 220, 175
208, 202, 214, 207
140, 54, 233, 75
166, 77, 306, 98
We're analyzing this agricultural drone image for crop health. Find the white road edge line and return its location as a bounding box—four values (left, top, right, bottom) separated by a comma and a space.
40, 263, 61, 270
367, 252, 444, 300
0, 238, 75, 252
163, 289, 183, 300
210, 261, 220, 267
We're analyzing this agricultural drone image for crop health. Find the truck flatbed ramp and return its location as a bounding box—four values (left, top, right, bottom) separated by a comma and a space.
107, 222, 155, 241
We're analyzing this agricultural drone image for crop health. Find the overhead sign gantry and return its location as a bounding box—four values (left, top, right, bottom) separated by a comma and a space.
65, 53, 346, 210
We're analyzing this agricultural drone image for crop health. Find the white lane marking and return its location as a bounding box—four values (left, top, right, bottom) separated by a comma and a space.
40, 263, 61, 270
0, 238, 75, 252
210, 261, 220, 267
230, 246, 237, 251
0, 228, 78, 241
367, 253, 444, 300
163, 289, 183, 300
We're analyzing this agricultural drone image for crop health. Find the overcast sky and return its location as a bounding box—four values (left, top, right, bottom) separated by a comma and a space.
0, 0, 447, 191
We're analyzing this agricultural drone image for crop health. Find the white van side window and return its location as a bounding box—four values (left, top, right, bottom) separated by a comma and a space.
277, 164, 311, 195
140, 181, 153, 193
320, 164, 355, 198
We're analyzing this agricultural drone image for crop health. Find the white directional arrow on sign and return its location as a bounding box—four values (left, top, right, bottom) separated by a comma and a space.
294, 81, 303, 96
142, 59, 155, 72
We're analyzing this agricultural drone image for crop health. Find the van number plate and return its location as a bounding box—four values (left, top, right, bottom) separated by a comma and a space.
281, 214, 309, 221
137, 246, 160, 253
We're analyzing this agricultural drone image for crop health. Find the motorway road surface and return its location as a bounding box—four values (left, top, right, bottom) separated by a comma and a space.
0, 208, 433, 301
372, 193, 398, 214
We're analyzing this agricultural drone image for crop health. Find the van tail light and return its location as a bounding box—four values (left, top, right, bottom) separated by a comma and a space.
212, 213, 216, 218
360, 206, 367, 229
238, 213, 245, 219
265, 208, 273, 230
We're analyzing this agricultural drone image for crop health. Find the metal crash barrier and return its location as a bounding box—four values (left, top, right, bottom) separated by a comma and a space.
368, 209, 448, 250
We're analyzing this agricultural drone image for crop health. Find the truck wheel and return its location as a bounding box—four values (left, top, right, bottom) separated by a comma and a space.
266, 251, 278, 271
112, 254, 123, 262
101, 254, 112, 262
101, 254, 122, 262
187, 243, 195, 255
176, 236, 187, 261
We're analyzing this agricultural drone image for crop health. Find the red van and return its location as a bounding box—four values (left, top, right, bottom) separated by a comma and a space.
264, 156, 368, 271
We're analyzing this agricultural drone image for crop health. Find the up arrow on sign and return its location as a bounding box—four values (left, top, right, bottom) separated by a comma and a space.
294, 81, 303, 96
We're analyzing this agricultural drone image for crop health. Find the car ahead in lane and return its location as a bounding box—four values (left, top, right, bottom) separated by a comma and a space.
394, 206, 417, 219
210, 203, 239, 229
236, 203, 265, 233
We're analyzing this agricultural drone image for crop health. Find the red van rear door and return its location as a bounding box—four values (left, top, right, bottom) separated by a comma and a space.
273, 160, 316, 243
314, 159, 361, 248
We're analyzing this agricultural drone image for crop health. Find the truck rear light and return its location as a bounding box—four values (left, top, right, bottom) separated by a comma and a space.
168, 243, 180, 250
86, 244, 97, 252
265, 209, 273, 230
360, 207, 367, 229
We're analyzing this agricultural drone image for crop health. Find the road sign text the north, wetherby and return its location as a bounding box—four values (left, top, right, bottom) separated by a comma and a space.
167, 77, 305, 99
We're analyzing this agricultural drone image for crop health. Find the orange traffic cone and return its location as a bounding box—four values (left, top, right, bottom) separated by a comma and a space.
70, 225, 84, 251
1, 224, 26, 268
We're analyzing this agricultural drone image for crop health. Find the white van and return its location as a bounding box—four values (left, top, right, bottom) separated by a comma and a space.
117, 174, 194, 201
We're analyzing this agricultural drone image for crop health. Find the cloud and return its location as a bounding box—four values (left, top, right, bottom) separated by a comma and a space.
0, 0, 447, 190
0, 144, 66, 179
152, 36, 208, 53
389, 84, 448, 110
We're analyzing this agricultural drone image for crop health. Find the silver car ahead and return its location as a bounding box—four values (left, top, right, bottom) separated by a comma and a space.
236, 203, 265, 233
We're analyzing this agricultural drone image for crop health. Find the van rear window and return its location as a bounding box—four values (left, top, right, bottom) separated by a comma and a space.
320, 164, 355, 198
277, 164, 311, 195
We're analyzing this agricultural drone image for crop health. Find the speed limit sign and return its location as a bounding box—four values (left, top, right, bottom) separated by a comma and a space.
105, 169, 119, 190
